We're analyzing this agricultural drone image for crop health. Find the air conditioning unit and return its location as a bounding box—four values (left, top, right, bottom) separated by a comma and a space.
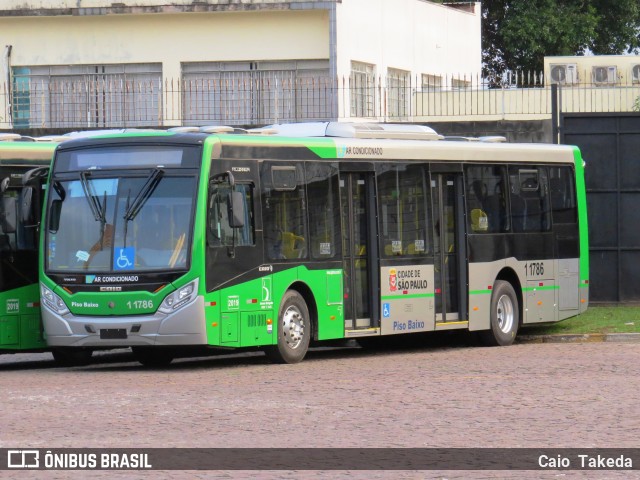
631, 64, 640, 84
549, 64, 578, 84
592, 65, 617, 85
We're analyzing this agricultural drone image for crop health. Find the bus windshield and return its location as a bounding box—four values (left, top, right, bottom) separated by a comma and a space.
46, 173, 197, 273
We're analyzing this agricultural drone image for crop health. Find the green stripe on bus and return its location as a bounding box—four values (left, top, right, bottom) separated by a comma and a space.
573, 146, 590, 285
469, 289, 492, 295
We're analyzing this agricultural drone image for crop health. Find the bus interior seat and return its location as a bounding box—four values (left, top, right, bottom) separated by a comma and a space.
281, 231, 305, 259
470, 208, 488, 232
404, 242, 427, 255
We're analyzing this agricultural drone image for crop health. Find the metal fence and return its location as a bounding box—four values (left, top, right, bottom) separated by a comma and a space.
2, 73, 640, 130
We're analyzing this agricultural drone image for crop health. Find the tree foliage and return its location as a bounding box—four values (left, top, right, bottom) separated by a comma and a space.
482, 0, 640, 83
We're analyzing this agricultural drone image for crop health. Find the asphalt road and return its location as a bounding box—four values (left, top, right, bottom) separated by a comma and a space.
0, 336, 638, 479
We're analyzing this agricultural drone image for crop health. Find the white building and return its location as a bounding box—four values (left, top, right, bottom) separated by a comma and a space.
0, 0, 481, 128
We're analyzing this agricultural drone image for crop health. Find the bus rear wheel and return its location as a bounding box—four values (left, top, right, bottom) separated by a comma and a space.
479, 280, 519, 346
132, 347, 175, 367
265, 290, 310, 364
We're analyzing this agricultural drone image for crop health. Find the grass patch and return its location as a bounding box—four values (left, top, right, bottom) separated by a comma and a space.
521, 306, 640, 335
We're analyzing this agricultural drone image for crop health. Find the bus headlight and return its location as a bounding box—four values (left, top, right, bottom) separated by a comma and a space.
41, 283, 70, 315
158, 280, 198, 314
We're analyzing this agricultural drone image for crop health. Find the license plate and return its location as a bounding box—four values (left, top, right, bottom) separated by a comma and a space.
100, 329, 127, 339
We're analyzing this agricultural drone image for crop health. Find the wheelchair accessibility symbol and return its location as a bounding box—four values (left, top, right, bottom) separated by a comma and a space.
114, 247, 135, 270
382, 303, 391, 318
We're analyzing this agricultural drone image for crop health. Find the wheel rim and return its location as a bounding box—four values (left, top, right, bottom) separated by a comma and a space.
282, 304, 305, 349
496, 294, 514, 334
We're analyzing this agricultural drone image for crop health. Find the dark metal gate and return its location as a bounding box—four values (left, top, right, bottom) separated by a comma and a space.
561, 113, 640, 303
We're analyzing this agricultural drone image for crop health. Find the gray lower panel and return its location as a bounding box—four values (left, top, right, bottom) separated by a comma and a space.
43, 296, 208, 347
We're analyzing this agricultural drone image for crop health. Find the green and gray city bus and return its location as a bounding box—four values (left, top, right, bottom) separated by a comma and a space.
38, 123, 589, 365
0, 135, 73, 359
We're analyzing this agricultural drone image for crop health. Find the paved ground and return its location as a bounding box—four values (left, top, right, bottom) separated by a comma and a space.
0, 335, 638, 479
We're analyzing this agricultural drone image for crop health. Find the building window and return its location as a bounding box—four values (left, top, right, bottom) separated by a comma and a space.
350, 61, 376, 118
387, 68, 410, 119
451, 77, 472, 90
182, 60, 331, 126
11, 63, 162, 128
421, 74, 442, 91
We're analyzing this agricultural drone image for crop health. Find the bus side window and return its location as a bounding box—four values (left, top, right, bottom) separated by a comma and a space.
207, 184, 254, 248
305, 162, 340, 259
377, 164, 430, 256
262, 162, 308, 261
549, 166, 577, 224
510, 167, 551, 232
465, 165, 507, 233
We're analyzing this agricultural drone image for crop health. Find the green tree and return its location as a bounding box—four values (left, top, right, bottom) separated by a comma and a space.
482, 0, 640, 84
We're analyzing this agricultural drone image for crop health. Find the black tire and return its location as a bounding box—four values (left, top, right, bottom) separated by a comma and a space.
132, 347, 175, 367
264, 290, 310, 364
479, 280, 519, 346
51, 348, 93, 366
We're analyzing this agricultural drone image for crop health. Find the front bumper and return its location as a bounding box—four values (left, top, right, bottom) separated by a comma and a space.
42, 296, 207, 347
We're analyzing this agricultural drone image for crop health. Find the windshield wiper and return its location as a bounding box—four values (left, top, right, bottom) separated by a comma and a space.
123, 168, 164, 222
80, 171, 105, 223
79, 171, 108, 251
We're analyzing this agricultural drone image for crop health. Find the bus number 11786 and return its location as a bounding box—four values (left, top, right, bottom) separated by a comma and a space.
525, 262, 545, 277
127, 300, 154, 309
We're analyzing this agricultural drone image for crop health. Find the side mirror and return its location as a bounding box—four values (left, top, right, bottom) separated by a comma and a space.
22, 166, 49, 186
49, 199, 62, 233
227, 191, 245, 228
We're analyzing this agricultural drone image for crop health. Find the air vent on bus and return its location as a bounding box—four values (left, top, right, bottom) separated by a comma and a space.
254, 122, 443, 140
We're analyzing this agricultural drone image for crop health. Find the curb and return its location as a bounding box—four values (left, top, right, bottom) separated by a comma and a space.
517, 333, 640, 344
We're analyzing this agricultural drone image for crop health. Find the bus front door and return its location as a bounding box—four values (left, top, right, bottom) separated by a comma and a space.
340, 171, 379, 331
431, 172, 468, 323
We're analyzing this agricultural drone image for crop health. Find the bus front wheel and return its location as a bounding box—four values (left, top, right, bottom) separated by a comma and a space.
51, 348, 93, 366
132, 347, 175, 367
479, 280, 519, 346
265, 290, 310, 364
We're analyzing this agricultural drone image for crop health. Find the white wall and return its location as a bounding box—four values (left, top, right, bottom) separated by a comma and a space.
1, 1, 479, 81
0, 10, 330, 79
335, 0, 481, 79
1, 0, 317, 8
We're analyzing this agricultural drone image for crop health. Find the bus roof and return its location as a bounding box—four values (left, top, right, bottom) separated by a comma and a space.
53, 122, 580, 165
0, 140, 60, 164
